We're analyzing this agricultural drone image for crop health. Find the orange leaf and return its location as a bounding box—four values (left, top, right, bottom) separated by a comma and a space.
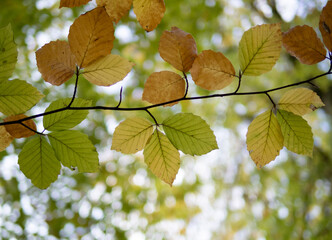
0, 126, 13, 152
190, 50, 235, 90
59, 0, 91, 8
4, 114, 36, 138
133, 0, 165, 32
282, 25, 326, 65
159, 27, 198, 72
97, 0, 133, 24
319, 0, 332, 52
68, 7, 115, 68
142, 71, 185, 106
36, 40, 76, 86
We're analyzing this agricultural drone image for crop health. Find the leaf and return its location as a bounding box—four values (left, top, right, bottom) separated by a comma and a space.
142, 71, 185, 106
246, 110, 284, 168
158, 27, 197, 72
0, 79, 44, 115
277, 110, 313, 156
143, 129, 180, 186
36, 40, 76, 86
190, 50, 235, 90
18, 136, 61, 189
0, 24, 18, 81
83, 54, 134, 86
0, 126, 13, 152
68, 7, 115, 68
111, 117, 154, 154
49, 130, 99, 173
59, 0, 92, 8
319, 0, 332, 52
133, 0, 166, 32
4, 114, 36, 138
96, 0, 133, 24
278, 88, 325, 116
282, 25, 326, 65
239, 23, 282, 76
43, 98, 91, 131
162, 113, 218, 155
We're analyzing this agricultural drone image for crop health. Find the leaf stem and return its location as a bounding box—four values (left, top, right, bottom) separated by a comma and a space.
145, 109, 159, 126
67, 66, 80, 108
183, 72, 189, 98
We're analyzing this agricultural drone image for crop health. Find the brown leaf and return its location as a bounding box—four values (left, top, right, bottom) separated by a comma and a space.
159, 27, 198, 72
59, 0, 91, 8
36, 40, 76, 86
0, 126, 13, 152
142, 71, 185, 106
282, 25, 326, 65
68, 7, 115, 68
319, 0, 332, 52
96, 0, 133, 24
4, 114, 36, 138
133, 0, 166, 32
190, 50, 235, 90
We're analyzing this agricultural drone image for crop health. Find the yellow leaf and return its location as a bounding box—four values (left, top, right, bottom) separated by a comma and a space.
59, 0, 91, 8
36, 40, 76, 86
0, 126, 13, 152
190, 50, 235, 90
68, 7, 115, 68
4, 114, 36, 138
133, 0, 165, 32
278, 88, 325, 116
96, 0, 133, 24
111, 117, 154, 154
283, 25, 326, 65
319, 0, 332, 52
142, 71, 185, 106
143, 129, 180, 186
246, 110, 284, 168
159, 27, 197, 72
239, 23, 282, 76
83, 54, 134, 86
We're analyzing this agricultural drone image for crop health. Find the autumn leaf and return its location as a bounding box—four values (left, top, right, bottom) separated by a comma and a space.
133, 0, 166, 32
59, 0, 91, 8
0, 24, 18, 82
162, 113, 218, 156
142, 71, 185, 106
190, 50, 235, 90
278, 88, 325, 116
111, 117, 154, 154
83, 54, 134, 86
36, 40, 76, 86
283, 25, 326, 65
239, 23, 282, 76
68, 7, 115, 68
18, 136, 61, 189
319, 0, 332, 52
0, 126, 13, 152
96, 0, 133, 24
143, 129, 180, 186
159, 27, 197, 72
277, 110, 313, 156
4, 114, 36, 138
246, 110, 284, 168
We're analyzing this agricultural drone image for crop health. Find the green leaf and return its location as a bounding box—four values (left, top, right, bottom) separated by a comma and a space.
277, 110, 313, 156
111, 117, 154, 154
162, 113, 218, 155
43, 98, 91, 131
239, 23, 282, 76
0, 79, 44, 115
0, 24, 18, 81
246, 110, 284, 168
49, 130, 99, 172
18, 136, 61, 189
143, 129, 180, 186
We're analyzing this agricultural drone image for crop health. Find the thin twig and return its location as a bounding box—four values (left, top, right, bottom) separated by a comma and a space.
67, 66, 80, 108
20, 122, 44, 135
145, 109, 159, 126
116, 87, 123, 108
183, 72, 189, 98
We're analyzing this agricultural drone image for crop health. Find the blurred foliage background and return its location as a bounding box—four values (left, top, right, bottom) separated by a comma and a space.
0, 0, 332, 239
